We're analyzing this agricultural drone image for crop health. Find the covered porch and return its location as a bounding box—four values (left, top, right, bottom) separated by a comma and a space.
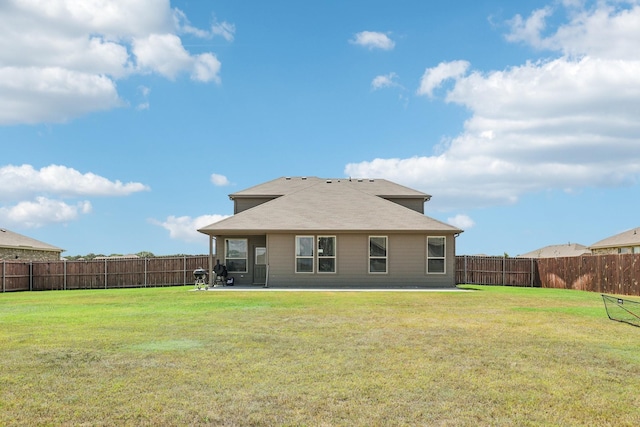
204, 234, 268, 287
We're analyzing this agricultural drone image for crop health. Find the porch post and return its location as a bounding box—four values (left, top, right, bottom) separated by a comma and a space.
208, 235, 214, 287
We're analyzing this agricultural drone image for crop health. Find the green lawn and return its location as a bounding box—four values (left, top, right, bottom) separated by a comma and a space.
1, 286, 639, 426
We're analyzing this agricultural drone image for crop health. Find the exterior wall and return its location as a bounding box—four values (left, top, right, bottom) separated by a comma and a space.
592, 246, 640, 255
383, 198, 424, 214
234, 197, 277, 214
215, 235, 266, 285
265, 232, 457, 288
235, 196, 424, 214
0, 247, 60, 261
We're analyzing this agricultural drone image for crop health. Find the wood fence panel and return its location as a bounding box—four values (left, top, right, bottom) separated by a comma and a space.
1, 261, 30, 291
65, 260, 105, 290
32, 262, 65, 291
534, 254, 640, 296
105, 259, 146, 289
456, 256, 536, 287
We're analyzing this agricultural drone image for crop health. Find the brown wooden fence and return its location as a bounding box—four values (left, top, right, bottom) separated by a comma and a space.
3, 254, 640, 296
536, 254, 640, 296
1, 256, 211, 292
456, 256, 537, 287
456, 254, 640, 296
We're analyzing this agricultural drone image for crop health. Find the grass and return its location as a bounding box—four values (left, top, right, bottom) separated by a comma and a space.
1, 285, 639, 426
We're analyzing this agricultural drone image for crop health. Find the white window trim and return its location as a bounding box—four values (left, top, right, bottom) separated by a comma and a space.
317, 235, 337, 274
295, 235, 315, 274
225, 238, 248, 273
427, 236, 446, 274
369, 236, 388, 274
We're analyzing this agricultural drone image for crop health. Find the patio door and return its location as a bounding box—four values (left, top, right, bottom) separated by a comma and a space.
253, 247, 267, 285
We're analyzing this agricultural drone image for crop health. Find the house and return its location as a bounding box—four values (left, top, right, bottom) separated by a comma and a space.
198, 177, 462, 288
590, 227, 640, 255
0, 228, 63, 261
517, 243, 591, 258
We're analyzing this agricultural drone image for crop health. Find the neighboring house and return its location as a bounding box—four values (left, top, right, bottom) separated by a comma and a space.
94, 255, 140, 260
517, 243, 591, 258
198, 177, 462, 288
590, 227, 640, 255
0, 228, 63, 261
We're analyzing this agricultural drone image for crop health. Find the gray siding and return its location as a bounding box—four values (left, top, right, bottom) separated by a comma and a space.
234, 197, 277, 214
265, 232, 456, 288
215, 235, 266, 285
383, 198, 424, 214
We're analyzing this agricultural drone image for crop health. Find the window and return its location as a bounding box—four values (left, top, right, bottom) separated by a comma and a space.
225, 239, 248, 273
427, 236, 446, 274
318, 236, 336, 273
369, 236, 387, 273
295, 236, 314, 273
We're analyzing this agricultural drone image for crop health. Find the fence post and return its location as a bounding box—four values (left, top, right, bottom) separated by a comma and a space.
64, 259, 67, 291
104, 258, 108, 289
144, 258, 148, 288
464, 255, 468, 284
502, 256, 506, 286
2, 260, 4, 292
29, 261, 33, 291
183, 256, 187, 286
530, 258, 534, 287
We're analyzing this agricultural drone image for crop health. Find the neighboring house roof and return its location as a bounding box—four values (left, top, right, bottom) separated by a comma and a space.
94, 254, 140, 260
590, 227, 640, 250
200, 177, 459, 235
0, 228, 63, 252
518, 243, 590, 258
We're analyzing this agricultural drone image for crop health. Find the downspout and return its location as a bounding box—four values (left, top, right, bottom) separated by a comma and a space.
264, 234, 269, 288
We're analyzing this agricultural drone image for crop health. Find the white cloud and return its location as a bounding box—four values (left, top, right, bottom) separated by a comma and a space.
212, 20, 236, 42
505, 7, 554, 49
133, 33, 196, 80
507, 3, 640, 60
347, 1, 640, 211
192, 53, 222, 83
350, 31, 395, 50
0, 0, 229, 124
210, 173, 230, 186
417, 60, 470, 97
0, 197, 92, 228
0, 67, 122, 124
447, 214, 475, 230
0, 164, 148, 227
0, 164, 149, 201
152, 214, 230, 243
371, 72, 400, 90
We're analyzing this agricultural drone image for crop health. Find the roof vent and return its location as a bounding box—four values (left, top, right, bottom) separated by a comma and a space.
326, 179, 332, 183
285, 177, 291, 180
301, 177, 307, 180
369, 179, 375, 182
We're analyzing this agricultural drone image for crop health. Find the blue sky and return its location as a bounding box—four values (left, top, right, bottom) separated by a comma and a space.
1, 0, 639, 257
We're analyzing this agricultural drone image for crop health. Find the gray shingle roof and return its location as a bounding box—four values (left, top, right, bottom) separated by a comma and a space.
0, 228, 63, 252
590, 227, 640, 249
230, 176, 430, 199
200, 177, 459, 235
